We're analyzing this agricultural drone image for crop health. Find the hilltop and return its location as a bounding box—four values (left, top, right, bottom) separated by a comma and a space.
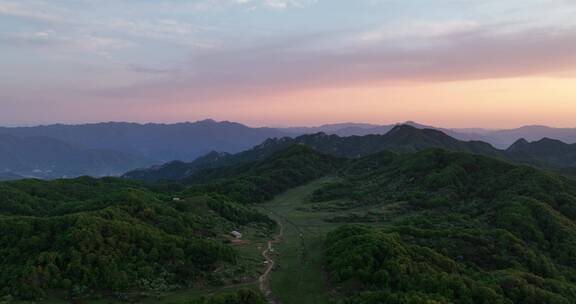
507, 137, 576, 171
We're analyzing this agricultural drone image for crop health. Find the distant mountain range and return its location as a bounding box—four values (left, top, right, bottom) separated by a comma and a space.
0, 120, 287, 179
3, 119, 576, 179
0, 134, 153, 179
122, 125, 490, 181
0, 120, 287, 162
125, 124, 576, 182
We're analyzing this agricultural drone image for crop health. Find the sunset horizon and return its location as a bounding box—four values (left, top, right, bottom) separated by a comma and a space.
2, 0, 576, 127
3, 117, 576, 130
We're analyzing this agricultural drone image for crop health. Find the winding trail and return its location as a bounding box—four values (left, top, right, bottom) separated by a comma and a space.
259, 214, 284, 303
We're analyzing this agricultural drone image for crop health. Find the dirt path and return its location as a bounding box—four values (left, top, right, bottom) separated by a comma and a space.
259, 214, 284, 303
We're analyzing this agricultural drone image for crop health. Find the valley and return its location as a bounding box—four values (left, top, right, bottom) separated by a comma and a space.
4, 145, 576, 303
263, 178, 338, 304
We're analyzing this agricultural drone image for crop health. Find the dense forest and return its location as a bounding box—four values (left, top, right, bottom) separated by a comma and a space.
0, 176, 273, 300
0, 146, 340, 302
185, 289, 266, 304
5, 143, 576, 303
319, 149, 576, 303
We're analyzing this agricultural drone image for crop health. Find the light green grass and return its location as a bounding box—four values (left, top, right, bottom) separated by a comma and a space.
260, 177, 344, 304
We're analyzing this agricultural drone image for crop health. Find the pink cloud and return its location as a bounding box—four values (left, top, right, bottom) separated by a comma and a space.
88, 26, 576, 103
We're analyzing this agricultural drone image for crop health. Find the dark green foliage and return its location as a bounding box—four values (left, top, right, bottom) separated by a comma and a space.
184, 145, 343, 204
326, 225, 576, 304
0, 145, 336, 300
507, 137, 576, 170
321, 149, 576, 303
206, 195, 275, 227
7, 140, 576, 304
0, 176, 272, 300
185, 289, 266, 304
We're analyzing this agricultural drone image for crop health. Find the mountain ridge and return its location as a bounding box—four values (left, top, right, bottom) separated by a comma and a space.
126, 124, 576, 182
281, 121, 576, 148
0, 120, 289, 163
4, 119, 576, 180
506, 136, 576, 170
124, 125, 506, 182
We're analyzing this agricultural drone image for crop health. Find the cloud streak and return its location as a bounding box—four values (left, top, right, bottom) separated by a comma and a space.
93, 25, 576, 102
0, 1, 64, 23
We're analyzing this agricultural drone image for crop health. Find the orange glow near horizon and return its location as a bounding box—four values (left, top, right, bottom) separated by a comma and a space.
150, 76, 576, 129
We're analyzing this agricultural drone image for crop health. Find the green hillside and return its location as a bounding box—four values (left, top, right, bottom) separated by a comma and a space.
0, 176, 276, 301
183, 145, 343, 204
5, 145, 576, 303
0, 146, 339, 302
508, 137, 576, 172
317, 149, 576, 303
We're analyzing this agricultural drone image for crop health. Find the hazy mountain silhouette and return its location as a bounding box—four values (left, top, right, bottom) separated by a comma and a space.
488, 125, 576, 148
0, 134, 153, 178
282, 121, 489, 142
3, 119, 576, 180
282, 121, 576, 148
0, 120, 288, 162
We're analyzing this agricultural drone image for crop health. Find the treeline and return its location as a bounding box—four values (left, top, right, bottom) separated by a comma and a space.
184, 145, 342, 204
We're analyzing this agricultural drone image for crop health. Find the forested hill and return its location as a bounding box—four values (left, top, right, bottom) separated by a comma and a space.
507, 137, 576, 171
0, 176, 271, 300
125, 125, 505, 182
0, 145, 340, 301
182, 145, 343, 204
316, 149, 576, 303
6, 142, 576, 302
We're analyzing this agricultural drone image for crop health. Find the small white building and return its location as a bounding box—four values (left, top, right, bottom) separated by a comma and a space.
172, 197, 181, 202
231, 231, 242, 239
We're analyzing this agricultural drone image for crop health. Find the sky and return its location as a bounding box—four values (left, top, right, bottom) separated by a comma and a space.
1, 0, 576, 128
